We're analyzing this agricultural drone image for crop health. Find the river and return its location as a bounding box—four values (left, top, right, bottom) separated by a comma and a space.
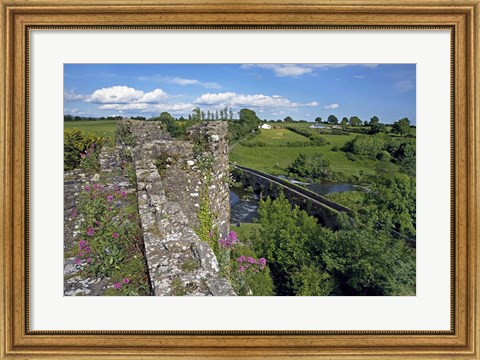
230, 177, 364, 224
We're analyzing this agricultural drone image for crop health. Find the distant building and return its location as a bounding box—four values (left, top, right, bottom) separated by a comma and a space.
259, 124, 272, 129
309, 124, 327, 129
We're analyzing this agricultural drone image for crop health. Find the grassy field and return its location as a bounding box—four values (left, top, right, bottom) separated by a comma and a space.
64, 120, 118, 138
247, 128, 310, 145
230, 128, 381, 180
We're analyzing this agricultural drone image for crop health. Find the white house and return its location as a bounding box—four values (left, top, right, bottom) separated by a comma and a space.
309, 124, 327, 129
259, 124, 272, 129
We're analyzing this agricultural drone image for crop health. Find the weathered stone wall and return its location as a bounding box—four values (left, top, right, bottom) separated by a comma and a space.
130, 120, 234, 296
64, 146, 138, 295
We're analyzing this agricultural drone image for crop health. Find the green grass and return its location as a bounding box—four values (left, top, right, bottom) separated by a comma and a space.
253, 128, 311, 145
231, 223, 263, 242
230, 128, 381, 180
64, 120, 118, 138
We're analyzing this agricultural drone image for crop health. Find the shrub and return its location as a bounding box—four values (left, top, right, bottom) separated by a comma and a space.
64, 128, 107, 171
115, 121, 136, 146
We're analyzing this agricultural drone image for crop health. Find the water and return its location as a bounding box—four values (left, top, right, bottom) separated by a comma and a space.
229, 187, 259, 224
229, 176, 365, 224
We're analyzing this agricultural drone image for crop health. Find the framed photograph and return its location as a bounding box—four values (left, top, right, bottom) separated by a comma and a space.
1, 0, 478, 358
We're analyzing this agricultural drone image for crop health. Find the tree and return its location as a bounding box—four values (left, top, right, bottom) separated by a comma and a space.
327, 115, 338, 124
315, 117, 322, 124
284, 116, 294, 123
191, 107, 202, 121
349, 116, 362, 126
369, 116, 380, 126
369, 122, 386, 134
255, 193, 332, 295
391, 117, 411, 136
340, 117, 348, 127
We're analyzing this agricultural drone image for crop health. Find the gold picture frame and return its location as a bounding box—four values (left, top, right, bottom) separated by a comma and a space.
1, 0, 479, 358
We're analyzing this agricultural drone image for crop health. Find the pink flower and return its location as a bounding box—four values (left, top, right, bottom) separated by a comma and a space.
95, 220, 100, 226
75, 259, 81, 265
237, 256, 246, 263
86, 227, 95, 236
78, 251, 85, 257
121, 191, 126, 198
84, 185, 90, 191
239, 266, 245, 273
78, 240, 87, 250
86, 257, 92, 263
107, 195, 114, 202
228, 231, 237, 240
114, 282, 122, 290
112, 232, 119, 239
85, 247, 91, 253
247, 257, 256, 264
258, 258, 267, 266
93, 184, 99, 190
122, 278, 130, 284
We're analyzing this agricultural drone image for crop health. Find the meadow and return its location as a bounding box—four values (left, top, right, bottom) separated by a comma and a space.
64, 120, 117, 138
229, 126, 382, 180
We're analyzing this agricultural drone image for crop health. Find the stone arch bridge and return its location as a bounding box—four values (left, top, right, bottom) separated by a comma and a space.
231, 164, 354, 229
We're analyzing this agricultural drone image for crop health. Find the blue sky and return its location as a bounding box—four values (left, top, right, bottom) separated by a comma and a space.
64, 64, 416, 124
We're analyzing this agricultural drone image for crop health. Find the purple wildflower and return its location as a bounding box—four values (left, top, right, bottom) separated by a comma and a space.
86, 227, 95, 236
239, 266, 245, 273
84, 185, 90, 191
86, 257, 92, 263
85, 247, 91, 253
75, 259, 81, 265
114, 282, 122, 290
258, 258, 267, 266
93, 184, 99, 190
122, 278, 130, 284
78, 251, 85, 257
228, 231, 237, 240
247, 257, 256, 264
78, 240, 87, 250
121, 191, 126, 198
70, 208, 78, 218
237, 256, 246, 263
107, 195, 114, 202
112, 232, 119, 239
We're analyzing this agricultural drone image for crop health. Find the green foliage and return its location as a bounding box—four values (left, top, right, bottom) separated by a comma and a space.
287, 153, 332, 180
343, 135, 385, 157
228, 108, 261, 142
391, 117, 412, 136
255, 194, 332, 295
229, 244, 275, 296
291, 265, 334, 296
327, 115, 338, 124
64, 128, 106, 171
195, 179, 217, 252
115, 121, 136, 146
285, 127, 328, 146
152, 112, 188, 138
349, 116, 362, 126
363, 172, 416, 239
75, 185, 150, 295
324, 214, 415, 295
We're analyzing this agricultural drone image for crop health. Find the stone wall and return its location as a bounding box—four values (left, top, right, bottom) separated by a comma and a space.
129, 120, 234, 296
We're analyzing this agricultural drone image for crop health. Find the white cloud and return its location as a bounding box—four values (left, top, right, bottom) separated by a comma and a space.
194, 92, 318, 109
394, 80, 414, 93
64, 90, 86, 102
323, 103, 340, 110
138, 89, 168, 103
353, 75, 365, 79
86, 86, 145, 104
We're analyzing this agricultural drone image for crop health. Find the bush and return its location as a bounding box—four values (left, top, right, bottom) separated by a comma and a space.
64, 128, 107, 171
